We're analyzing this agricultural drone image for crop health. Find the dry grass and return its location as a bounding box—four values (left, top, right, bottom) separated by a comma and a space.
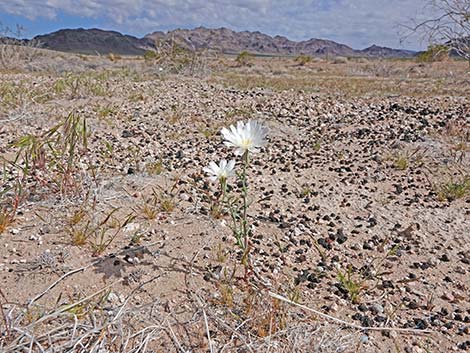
214, 57, 469, 97
0, 49, 467, 353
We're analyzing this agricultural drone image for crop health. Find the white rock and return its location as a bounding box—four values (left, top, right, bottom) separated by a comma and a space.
107, 292, 120, 304
124, 223, 140, 233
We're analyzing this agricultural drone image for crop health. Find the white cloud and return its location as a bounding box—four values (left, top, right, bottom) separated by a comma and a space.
0, 0, 430, 49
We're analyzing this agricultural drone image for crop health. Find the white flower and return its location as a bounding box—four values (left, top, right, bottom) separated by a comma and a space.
221, 120, 268, 156
203, 159, 236, 182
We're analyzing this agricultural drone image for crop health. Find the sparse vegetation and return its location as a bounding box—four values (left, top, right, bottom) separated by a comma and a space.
235, 50, 253, 66
404, 0, 470, 64
145, 159, 165, 175
68, 202, 135, 255
294, 54, 312, 66
143, 50, 157, 61
0, 23, 41, 70
394, 155, 409, 170
437, 177, 470, 201
337, 266, 365, 304
416, 44, 449, 62
0, 49, 468, 353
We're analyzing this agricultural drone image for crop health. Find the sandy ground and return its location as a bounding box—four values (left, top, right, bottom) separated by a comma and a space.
0, 51, 469, 352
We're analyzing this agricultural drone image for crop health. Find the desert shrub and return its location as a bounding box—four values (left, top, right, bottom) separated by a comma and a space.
7, 112, 89, 196
236, 51, 254, 66
143, 50, 157, 61
144, 40, 210, 76
437, 177, 470, 201
332, 56, 348, 64
294, 54, 312, 66
107, 52, 121, 62
416, 44, 449, 62
0, 23, 41, 70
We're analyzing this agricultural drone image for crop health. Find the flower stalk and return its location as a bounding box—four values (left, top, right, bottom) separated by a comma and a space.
203, 120, 268, 269
241, 151, 249, 249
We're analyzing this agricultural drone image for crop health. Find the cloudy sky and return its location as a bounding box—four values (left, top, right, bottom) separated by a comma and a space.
0, 0, 432, 50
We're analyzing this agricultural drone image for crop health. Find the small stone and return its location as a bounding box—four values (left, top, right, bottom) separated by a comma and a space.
358, 303, 368, 312
124, 223, 140, 233
442, 292, 455, 302
179, 193, 190, 201
121, 130, 133, 138
371, 303, 384, 314
440, 254, 450, 262
414, 318, 428, 330
318, 238, 331, 250
336, 228, 348, 244
106, 292, 119, 304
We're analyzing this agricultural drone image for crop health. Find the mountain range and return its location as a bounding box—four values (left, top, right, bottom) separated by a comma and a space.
30, 27, 415, 58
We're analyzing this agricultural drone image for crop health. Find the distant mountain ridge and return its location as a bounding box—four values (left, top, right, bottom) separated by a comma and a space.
34, 28, 153, 55
28, 27, 415, 58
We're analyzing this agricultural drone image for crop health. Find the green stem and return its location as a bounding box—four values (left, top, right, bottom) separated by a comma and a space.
220, 178, 227, 203
241, 151, 249, 250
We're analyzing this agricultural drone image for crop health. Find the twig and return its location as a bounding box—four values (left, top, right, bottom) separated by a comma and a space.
166, 319, 185, 353
111, 275, 161, 323
27, 279, 122, 329
0, 287, 11, 337
27, 263, 97, 307
268, 291, 433, 334
11, 327, 45, 353
202, 307, 213, 353
209, 314, 255, 353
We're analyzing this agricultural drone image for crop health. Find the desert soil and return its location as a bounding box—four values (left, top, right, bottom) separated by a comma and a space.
0, 52, 469, 352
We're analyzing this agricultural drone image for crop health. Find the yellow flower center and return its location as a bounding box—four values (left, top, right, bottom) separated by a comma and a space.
240, 138, 253, 148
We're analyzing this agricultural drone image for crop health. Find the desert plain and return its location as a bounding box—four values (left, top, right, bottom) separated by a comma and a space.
0, 48, 469, 352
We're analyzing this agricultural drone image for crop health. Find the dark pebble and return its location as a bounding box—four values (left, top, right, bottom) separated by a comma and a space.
440, 254, 450, 262
414, 318, 428, 330
122, 130, 133, 138
318, 238, 332, 250
358, 303, 368, 312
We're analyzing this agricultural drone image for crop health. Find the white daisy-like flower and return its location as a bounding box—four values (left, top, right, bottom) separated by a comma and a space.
203, 159, 236, 182
221, 120, 268, 156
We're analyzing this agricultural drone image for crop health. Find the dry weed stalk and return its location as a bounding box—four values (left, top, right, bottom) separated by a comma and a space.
0, 23, 42, 71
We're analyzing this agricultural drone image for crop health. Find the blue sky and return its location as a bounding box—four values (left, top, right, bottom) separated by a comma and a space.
0, 0, 431, 50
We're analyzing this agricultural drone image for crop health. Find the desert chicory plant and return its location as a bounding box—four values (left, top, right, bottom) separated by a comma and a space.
221, 120, 268, 156
204, 120, 268, 251
203, 159, 236, 197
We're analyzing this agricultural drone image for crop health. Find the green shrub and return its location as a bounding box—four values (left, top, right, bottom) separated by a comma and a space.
416, 45, 449, 63
143, 50, 157, 61
437, 177, 470, 201
294, 54, 312, 66
236, 51, 253, 66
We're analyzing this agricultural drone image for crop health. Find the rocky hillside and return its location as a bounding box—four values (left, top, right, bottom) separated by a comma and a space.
360, 44, 416, 58
145, 27, 358, 57
30, 27, 415, 58
34, 28, 153, 55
